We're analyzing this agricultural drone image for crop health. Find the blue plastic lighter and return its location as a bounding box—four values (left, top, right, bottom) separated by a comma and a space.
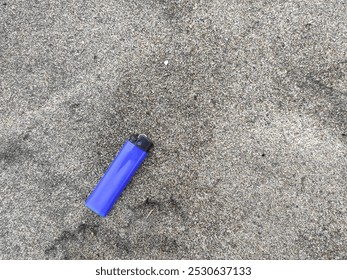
85, 134, 153, 217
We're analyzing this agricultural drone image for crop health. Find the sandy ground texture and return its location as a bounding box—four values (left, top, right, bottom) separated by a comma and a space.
1, 0, 347, 259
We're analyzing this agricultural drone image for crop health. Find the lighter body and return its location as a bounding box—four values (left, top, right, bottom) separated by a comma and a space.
85, 134, 153, 217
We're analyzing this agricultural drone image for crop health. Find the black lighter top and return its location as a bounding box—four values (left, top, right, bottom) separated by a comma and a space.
129, 134, 153, 152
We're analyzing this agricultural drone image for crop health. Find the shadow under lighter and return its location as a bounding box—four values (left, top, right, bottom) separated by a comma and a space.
85, 134, 153, 217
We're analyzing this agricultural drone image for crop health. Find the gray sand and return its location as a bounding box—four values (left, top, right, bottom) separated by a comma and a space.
1, 0, 347, 259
